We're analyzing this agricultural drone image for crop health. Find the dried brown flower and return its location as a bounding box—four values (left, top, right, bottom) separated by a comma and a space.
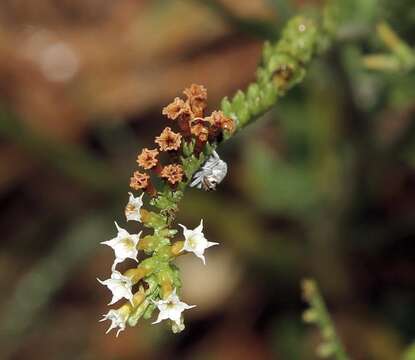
137, 148, 159, 169
130, 171, 150, 190
183, 84, 207, 101
163, 97, 193, 136
161, 164, 184, 184
155, 127, 182, 151
220, 117, 235, 133
183, 84, 208, 117
162, 97, 189, 120
191, 121, 209, 142
209, 110, 235, 133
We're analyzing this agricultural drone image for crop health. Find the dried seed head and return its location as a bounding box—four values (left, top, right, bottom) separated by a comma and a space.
130, 171, 150, 190
161, 164, 184, 184
137, 148, 159, 170
162, 97, 190, 120
155, 127, 182, 151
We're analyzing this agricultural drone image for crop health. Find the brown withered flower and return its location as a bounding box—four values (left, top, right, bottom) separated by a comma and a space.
183, 84, 208, 118
209, 110, 235, 134
155, 127, 182, 151
221, 117, 235, 133
184, 84, 207, 101
137, 148, 159, 170
130, 171, 150, 190
163, 97, 193, 136
161, 164, 184, 184
191, 121, 210, 142
162, 97, 189, 120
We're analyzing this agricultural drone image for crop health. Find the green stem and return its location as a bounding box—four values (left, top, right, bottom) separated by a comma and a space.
219, 2, 339, 134
302, 279, 349, 360
150, 1, 341, 229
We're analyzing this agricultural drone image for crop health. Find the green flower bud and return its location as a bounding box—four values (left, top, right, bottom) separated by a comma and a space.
155, 245, 174, 262
143, 303, 156, 320
262, 40, 275, 64
256, 66, 270, 86
141, 210, 167, 230
139, 235, 159, 254
231, 90, 246, 113
260, 83, 278, 108
128, 299, 148, 326
139, 257, 158, 274
220, 97, 233, 116
182, 139, 195, 157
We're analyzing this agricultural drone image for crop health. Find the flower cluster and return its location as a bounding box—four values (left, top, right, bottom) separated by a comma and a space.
99, 85, 234, 336
128, 84, 235, 193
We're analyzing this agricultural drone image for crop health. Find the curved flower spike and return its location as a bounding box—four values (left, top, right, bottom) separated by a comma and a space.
125, 192, 144, 222
101, 222, 141, 267
179, 219, 218, 264
153, 289, 195, 326
97, 270, 134, 305
100, 308, 129, 337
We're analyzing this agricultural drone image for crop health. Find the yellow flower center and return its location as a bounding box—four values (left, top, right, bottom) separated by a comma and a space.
188, 236, 198, 249
126, 204, 136, 213
166, 301, 175, 309
121, 237, 135, 249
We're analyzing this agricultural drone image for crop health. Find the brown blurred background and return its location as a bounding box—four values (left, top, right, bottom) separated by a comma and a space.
1, 0, 415, 359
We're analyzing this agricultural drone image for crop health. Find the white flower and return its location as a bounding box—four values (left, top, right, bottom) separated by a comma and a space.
101, 222, 141, 267
100, 308, 129, 337
171, 317, 186, 333
153, 289, 195, 326
97, 270, 134, 305
190, 150, 228, 191
125, 192, 143, 222
179, 219, 218, 264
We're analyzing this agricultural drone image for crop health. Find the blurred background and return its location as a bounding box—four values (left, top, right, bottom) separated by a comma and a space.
1, 0, 415, 359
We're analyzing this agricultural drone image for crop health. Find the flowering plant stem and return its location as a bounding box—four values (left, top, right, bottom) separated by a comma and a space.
137, 3, 340, 269
100, 0, 345, 335
160, 1, 341, 222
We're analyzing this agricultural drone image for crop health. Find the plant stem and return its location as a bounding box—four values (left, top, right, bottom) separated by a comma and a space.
302, 279, 350, 360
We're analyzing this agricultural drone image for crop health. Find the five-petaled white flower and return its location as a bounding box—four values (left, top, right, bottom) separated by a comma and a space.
100, 308, 129, 337
179, 219, 218, 264
97, 270, 134, 305
153, 289, 195, 326
125, 192, 143, 222
101, 222, 141, 268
